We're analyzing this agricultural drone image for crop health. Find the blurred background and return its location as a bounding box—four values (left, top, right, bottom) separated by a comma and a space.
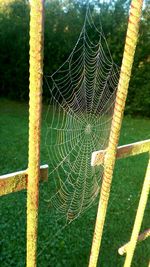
0, 0, 150, 116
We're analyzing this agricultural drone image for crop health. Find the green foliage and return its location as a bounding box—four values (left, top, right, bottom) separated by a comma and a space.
0, 0, 149, 115
126, 0, 150, 116
0, 0, 29, 100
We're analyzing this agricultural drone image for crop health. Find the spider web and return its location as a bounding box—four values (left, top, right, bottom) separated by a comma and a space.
45, 7, 119, 223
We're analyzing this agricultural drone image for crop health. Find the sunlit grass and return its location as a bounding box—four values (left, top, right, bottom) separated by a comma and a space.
0, 99, 149, 267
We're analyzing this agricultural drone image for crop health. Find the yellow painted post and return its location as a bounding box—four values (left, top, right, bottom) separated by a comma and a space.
27, 0, 44, 267
123, 155, 150, 267
88, 1, 143, 267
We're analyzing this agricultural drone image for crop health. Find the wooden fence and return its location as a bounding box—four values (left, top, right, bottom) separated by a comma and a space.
0, 0, 149, 267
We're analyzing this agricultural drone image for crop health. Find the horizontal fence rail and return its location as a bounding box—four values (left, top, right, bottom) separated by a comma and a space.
118, 228, 150, 255
91, 139, 150, 166
0, 164, 48, 196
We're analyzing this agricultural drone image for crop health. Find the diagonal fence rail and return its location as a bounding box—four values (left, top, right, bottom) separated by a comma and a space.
91, 139, 150, 166
118, 228, 150, 256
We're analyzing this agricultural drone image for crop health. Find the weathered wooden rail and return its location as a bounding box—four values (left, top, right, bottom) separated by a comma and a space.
118, 228, 150, 255
0, 165, 48, 196
91, 139, 150, 166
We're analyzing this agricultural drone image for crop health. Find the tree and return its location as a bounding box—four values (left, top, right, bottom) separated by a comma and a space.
0, 0, 149, 116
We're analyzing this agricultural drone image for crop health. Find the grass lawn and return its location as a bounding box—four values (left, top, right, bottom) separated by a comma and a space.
0, 99, 150, 267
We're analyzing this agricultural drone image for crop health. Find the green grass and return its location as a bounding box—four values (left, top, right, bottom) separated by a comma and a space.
0, 99, 150, 267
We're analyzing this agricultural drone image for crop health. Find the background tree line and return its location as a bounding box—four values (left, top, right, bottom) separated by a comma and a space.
0, 0, 150, 116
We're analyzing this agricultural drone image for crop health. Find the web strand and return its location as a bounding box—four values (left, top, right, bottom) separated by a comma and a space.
45, 7, 119, 223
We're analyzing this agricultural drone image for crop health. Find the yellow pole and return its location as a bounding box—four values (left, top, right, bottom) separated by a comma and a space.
88, 1, 143, 267
123, 155, 150, 267
27, 0, 44, 267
